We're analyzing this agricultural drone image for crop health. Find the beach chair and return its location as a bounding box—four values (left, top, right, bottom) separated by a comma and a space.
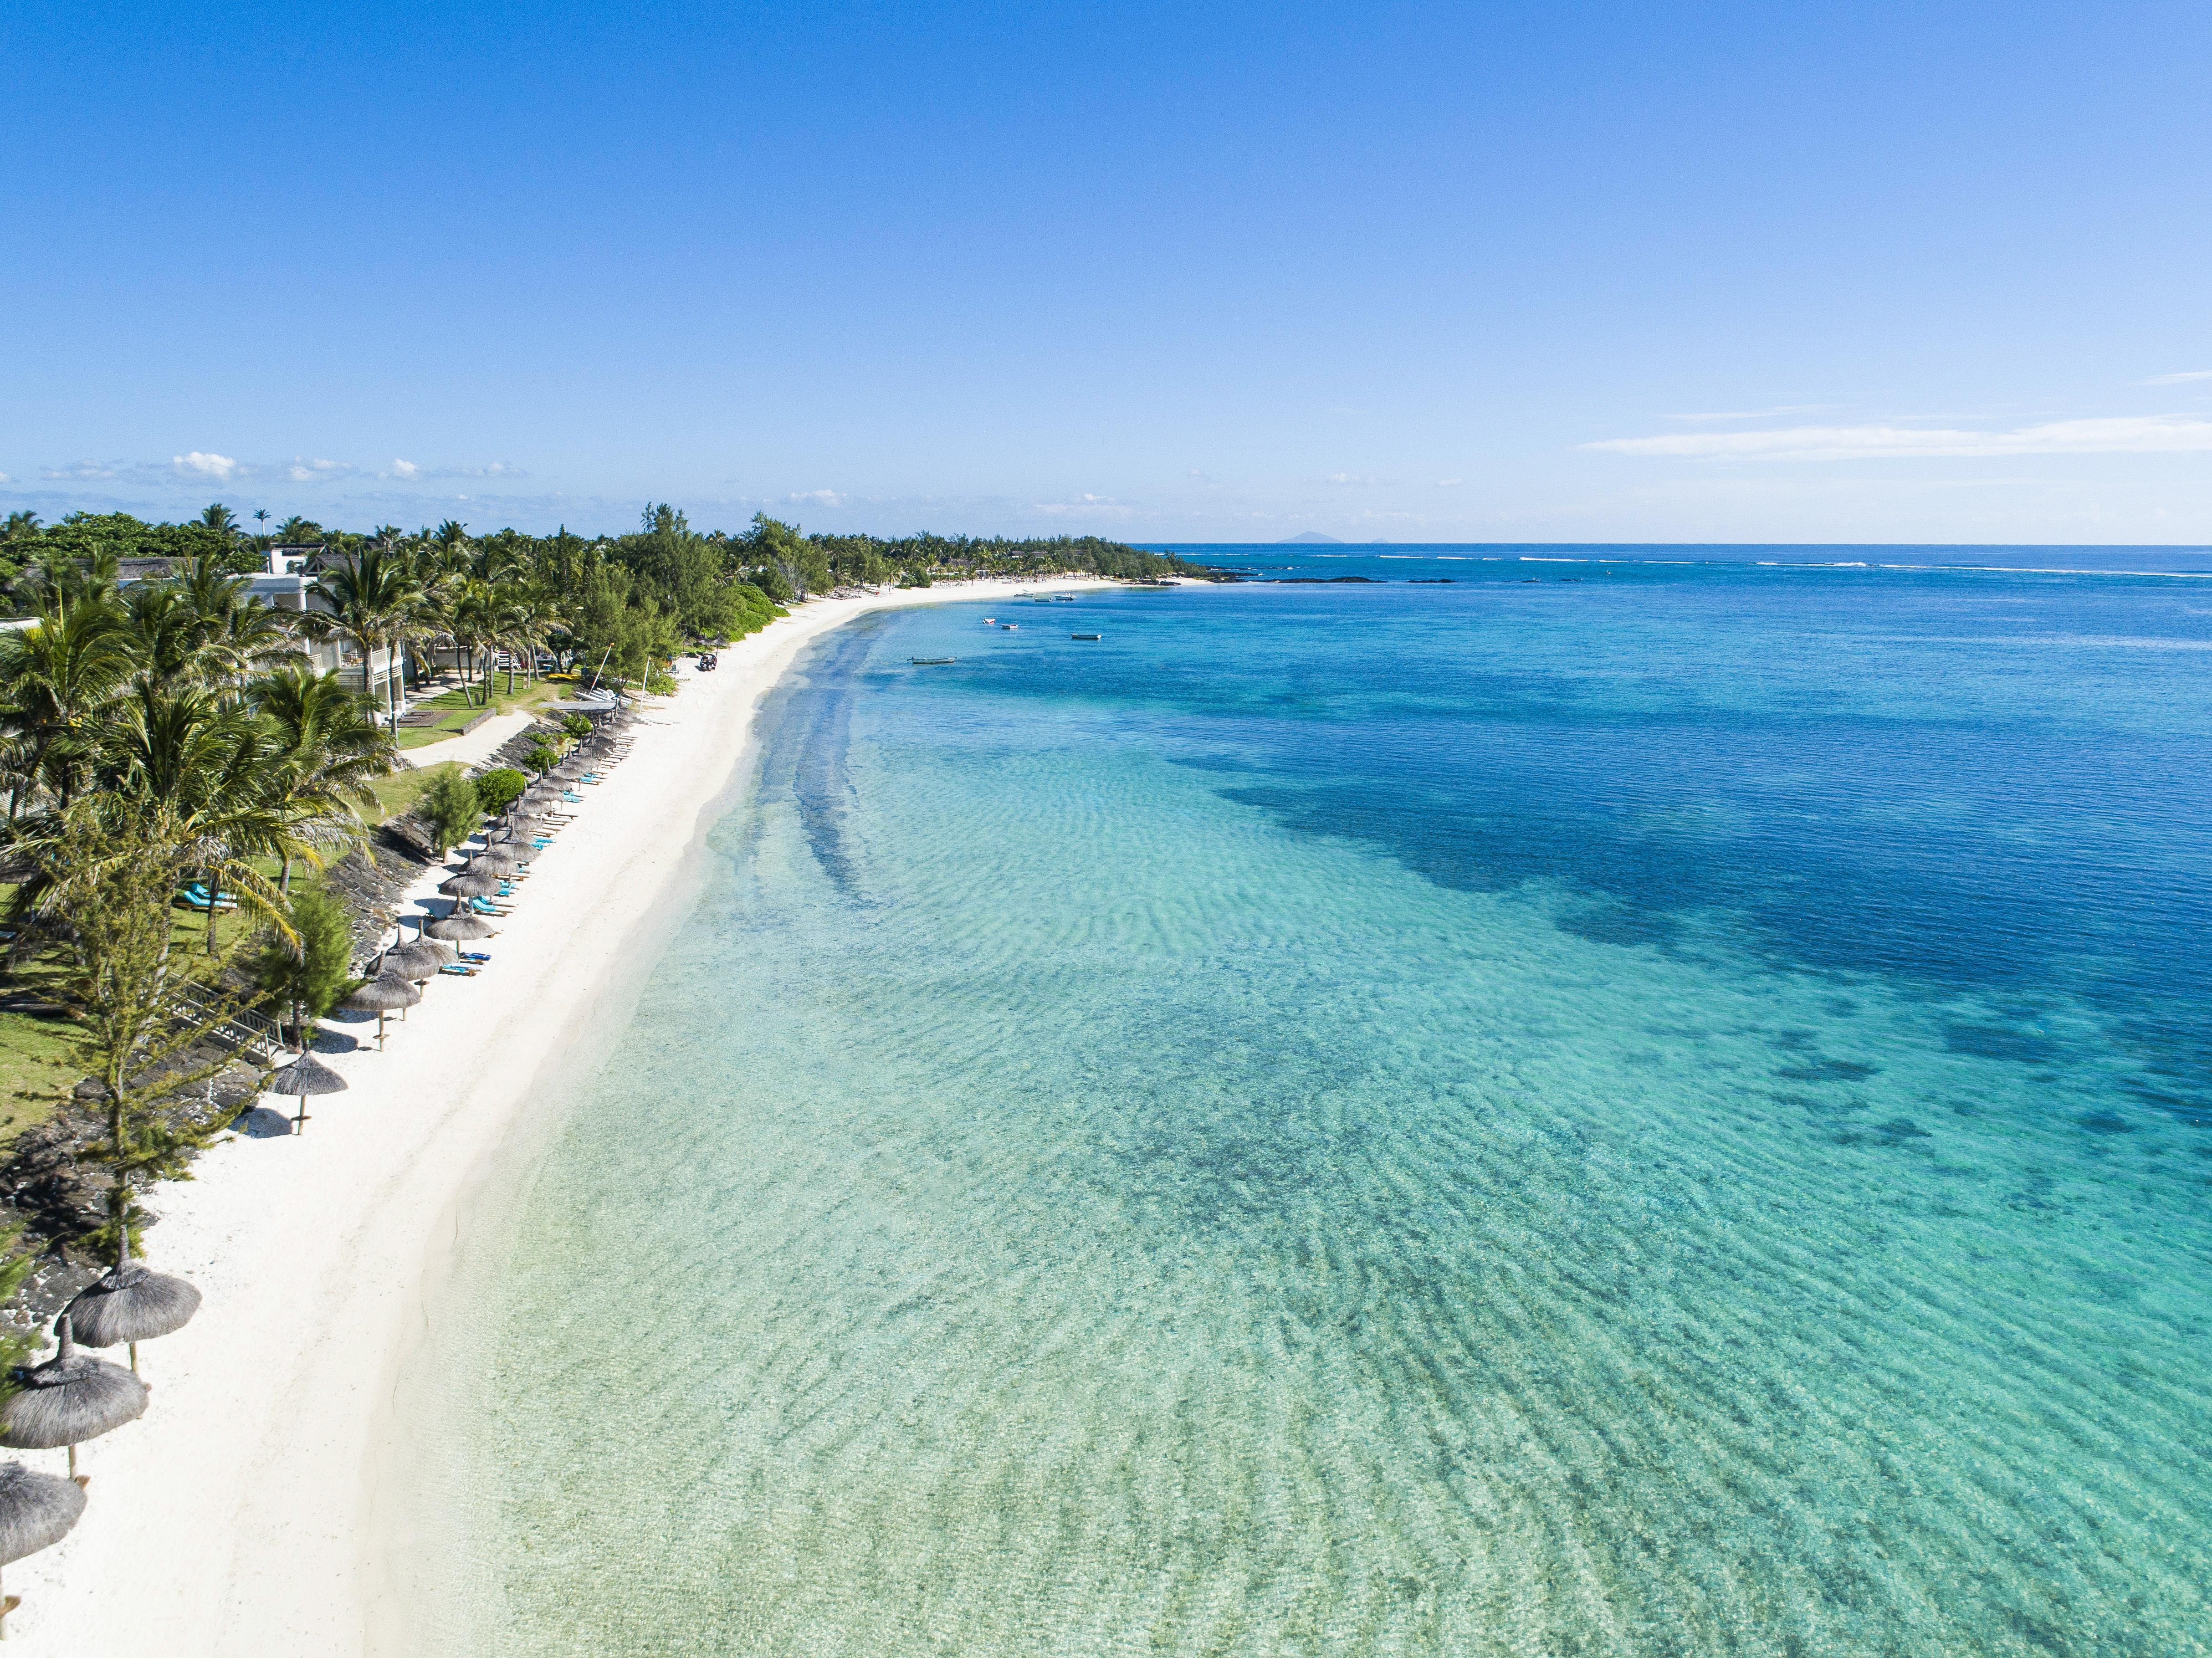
437, 964, 478, 977
179, 881, 239, 912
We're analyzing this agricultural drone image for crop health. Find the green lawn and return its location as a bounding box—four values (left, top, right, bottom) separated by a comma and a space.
364, 761, 461, 824
0, 952, 91, 1151
0, 765, 453, 1150
394, 677, 561, 749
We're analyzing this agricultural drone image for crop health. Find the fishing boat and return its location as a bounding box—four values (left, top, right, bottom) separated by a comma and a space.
908, 656, 957, 666
1001, 622, 1019, 630
1052, 594, 1076, 602
1071, 632, 1102, 641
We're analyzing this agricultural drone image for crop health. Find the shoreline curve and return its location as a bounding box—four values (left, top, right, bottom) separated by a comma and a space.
4, 577, 1132, 1655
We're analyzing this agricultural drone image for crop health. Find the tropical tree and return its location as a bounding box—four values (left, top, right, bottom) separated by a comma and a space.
179, 558, 301, 684
27, 798, 265, 1260
249, 887, 355, 1048
446, 577, 504, 704
97, 681, 325, 952
198, 503, 238, 539
417, 769, 480, 856
307, 546, 423, 733
0, 597, 131, 816
252, 664, 399, 893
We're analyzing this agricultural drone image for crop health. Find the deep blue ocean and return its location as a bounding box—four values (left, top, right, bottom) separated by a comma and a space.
403, 551, 2212, 1656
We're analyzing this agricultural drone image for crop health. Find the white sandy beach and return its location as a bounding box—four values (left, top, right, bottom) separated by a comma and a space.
5, 578, 1125, 1655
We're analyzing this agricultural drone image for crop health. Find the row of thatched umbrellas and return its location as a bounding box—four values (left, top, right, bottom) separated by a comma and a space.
0, 715, 631, 1635
0, 1219, 199, 1633
266, 722, 630, 1132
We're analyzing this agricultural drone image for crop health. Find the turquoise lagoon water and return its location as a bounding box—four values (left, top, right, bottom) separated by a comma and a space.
400, 561, 2212, 1656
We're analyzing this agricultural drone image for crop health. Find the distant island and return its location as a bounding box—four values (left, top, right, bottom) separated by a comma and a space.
1278, 531, 1343, 544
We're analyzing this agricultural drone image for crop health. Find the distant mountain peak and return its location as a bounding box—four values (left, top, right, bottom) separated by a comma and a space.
1279, 531, 1343, 544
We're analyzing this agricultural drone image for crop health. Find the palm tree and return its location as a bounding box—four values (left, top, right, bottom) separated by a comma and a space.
177, 558, 301, 685
97, 682, 315, 951
198, 504, 238, 539
117, 585, 207, 687
501, 583, 553, 693
252, 665, 398, 894
307, 547, 422, 734
447, 578, 507, 705
0, 598, 129, 817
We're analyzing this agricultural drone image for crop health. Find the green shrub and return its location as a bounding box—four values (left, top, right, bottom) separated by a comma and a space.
522, 742, 560, 773
645, 667, 677, 696
419, 769, 482, 854
250, 888, 357, 1046
560, 713, 593, 740
476, 766, 527, 813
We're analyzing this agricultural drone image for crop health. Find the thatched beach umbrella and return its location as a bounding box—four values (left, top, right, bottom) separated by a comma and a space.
440, 870, 503, 901
0, 1459, 87, 1636
467, 847, 521, 876
267, 1049, 348, 1134
0, 1315, 149, 1482
384, 939, 454, 981
424, 912, 496, 942
65, 1219, 199, 1375
343, 972, 421, 1048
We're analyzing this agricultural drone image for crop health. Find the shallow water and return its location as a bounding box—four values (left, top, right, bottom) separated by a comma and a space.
400, 566, 2212, 1656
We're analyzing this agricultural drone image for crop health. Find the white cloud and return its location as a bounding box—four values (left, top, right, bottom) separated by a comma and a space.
174, 451, 239, 480
2141, 369, 2212, 385
286, 458, 354, 482
45, 461, 122, 480
1032, 497, 1132, 517
1584, 414, 2212, 461
788, 489, 841, 506
1325, 472, 1371, 485
378, 458, 525, 482
1437, 478, 1464, 487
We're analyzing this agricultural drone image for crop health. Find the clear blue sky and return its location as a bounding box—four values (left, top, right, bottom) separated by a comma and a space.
4, 1, 2207, 543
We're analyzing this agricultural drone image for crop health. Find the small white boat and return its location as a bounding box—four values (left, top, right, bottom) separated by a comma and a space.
1001, 623, 1018, 630
1071, 632, 1102, 641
